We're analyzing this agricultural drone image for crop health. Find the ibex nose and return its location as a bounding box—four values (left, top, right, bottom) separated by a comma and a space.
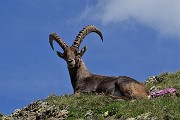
67, 59, 73, 63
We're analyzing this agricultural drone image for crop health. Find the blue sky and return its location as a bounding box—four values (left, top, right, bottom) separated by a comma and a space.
0, 0, 179, 115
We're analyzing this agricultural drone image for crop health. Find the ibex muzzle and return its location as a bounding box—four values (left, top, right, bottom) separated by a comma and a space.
49, 25, 149, 99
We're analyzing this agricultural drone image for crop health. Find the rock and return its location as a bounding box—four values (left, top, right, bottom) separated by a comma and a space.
149, 86, 161, 92
145, 76, 161, 84
104, 111, 109, 117
126, 118, 135, 120
85, 110, 93, 120
5, 100, 68, 120
135, 112, 157, 120
126, 113, 158, 120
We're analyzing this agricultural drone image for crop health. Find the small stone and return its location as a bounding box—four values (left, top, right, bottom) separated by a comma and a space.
104, 111, 109, 117
126, 118, 135, 120
60, 110, 68, 116
85, 110, 93, 120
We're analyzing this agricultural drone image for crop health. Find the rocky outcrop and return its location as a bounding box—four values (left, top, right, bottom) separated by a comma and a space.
1, 100, 68, 120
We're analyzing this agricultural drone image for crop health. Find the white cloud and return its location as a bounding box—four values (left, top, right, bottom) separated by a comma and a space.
81, 0, 180, 39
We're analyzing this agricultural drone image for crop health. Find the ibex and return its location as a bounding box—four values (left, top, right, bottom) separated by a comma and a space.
49, 25, 149, 99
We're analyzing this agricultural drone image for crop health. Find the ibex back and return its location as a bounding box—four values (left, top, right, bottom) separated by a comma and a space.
49, 25, 149, 99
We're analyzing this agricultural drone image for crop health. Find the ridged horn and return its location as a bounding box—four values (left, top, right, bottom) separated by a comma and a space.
49, 32, 68, 51
72, 25, 103, 48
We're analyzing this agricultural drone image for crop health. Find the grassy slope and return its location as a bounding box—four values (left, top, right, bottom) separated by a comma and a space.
45, 71, 180, 120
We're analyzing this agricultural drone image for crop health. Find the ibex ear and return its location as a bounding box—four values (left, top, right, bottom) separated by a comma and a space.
56, 51, 64, 59
80, 45, 87, 56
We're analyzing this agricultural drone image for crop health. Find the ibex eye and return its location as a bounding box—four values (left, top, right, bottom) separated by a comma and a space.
77, 51, 81, 54
74, 51, 79, 55
63, 53, 67, 57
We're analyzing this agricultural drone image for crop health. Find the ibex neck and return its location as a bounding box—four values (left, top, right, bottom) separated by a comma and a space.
68, 60, 91, 90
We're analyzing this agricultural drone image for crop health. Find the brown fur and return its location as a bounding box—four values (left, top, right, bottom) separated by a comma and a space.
49, 25, 149, 100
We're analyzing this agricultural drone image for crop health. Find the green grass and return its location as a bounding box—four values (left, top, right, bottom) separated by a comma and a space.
45, 71, 180, 119
45, 94, 180, 119
146, 71, 180, 91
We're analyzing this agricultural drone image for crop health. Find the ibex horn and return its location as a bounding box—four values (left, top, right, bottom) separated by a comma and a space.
49, 32, 68, 51
72, 25, 103, 48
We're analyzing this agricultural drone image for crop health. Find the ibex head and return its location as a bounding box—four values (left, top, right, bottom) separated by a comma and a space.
49, 25, 103, 69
